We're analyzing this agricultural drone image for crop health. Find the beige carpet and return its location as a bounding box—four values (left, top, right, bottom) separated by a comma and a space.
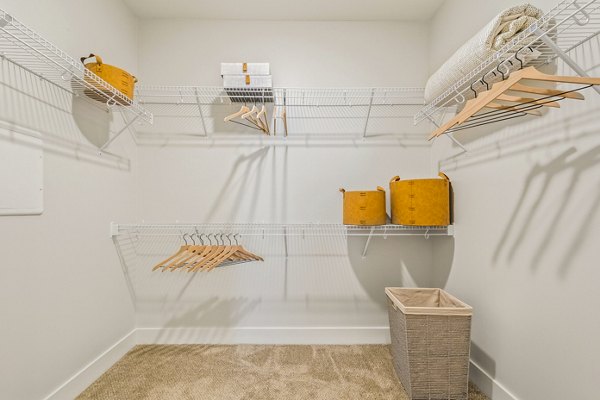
77, 345, 488, 400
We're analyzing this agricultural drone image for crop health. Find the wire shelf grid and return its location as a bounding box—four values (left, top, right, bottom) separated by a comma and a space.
133, 86, 426, 139
415, 0, 600, 125
0, 8, 153, 124
111, 223, 453, 238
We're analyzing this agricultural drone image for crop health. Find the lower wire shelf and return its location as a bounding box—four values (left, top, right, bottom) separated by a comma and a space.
110, 223, 454, 238
111, 223, 454, 259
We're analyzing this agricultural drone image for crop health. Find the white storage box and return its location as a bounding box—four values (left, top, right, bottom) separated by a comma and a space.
222, 75, 272, 88
221, 62, 270, 76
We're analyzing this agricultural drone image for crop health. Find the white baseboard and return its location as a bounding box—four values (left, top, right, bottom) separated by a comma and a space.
470, 360, 519, 400
135, 326, 391, 345
43, 330, 136, 400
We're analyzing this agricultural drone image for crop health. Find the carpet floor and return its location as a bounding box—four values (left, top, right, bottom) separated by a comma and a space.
77, 345, 489, 400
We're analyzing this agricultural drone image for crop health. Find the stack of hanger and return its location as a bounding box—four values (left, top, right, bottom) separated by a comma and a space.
429, 64, 600, 140
224, 102, 271, 135
153, 233, 263, 273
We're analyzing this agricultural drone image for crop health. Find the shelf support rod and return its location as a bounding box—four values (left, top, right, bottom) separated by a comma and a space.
362, 88, 375, 138
194, 88, 209, 137
362, 228, 375, 258
284, 226, 288, 258
426, 115, 468, 152
110, 222, 119, 238
534, 28, 600, 96
99, 114, 140, 153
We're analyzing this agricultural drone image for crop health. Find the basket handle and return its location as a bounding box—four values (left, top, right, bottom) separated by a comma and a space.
390, 176, 400, 184
376, 186, 385, 192
80, 53, 103, 66
438, 172, 450, 181
339, 188, 346, 196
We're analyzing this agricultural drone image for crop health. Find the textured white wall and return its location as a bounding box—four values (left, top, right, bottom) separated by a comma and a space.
429, 1, 600, 399
130, 19, 441, 337
138, 20, 429, 87
0, 1, 139, 399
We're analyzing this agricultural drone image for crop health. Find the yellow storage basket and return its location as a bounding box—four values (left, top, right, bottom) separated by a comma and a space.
389, 173, 451, 226
339, 186, 387, 226
81, 54, 137, 105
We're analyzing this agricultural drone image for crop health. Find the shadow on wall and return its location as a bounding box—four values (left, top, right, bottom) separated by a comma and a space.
0, 58, 128, 166
429, 237, 455, 289
493, 145, 600, 276
154, 297, 261, 343
347, 236, 436, 309
439, 96, 600, 173
469, 341, 497, 394
71, 93, 111, 148
205, 146, 271, 222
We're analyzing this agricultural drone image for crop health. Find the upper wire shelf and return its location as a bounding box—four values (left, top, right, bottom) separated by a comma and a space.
133, 86, 426, 139
415, 0, 600, 126
0, 9, 153, 125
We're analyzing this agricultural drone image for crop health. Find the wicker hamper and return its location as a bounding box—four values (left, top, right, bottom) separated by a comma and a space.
385, 288, 473, 400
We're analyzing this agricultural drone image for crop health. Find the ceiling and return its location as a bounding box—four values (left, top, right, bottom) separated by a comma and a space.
123, 0, 445, 21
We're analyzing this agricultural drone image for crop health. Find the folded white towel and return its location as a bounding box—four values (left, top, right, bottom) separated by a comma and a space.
424, 4, 544, 104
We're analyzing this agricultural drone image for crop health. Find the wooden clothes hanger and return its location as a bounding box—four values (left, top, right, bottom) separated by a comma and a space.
224, 104, 250, 122
224, 103, 270, 133
167, 233, 209, 271
429, 66, 600, 139
256, 104, 270, 134
202, 234, 263, 271
154, 233, 263, 273
241, 104, 268, 132
152, 233, 193, 271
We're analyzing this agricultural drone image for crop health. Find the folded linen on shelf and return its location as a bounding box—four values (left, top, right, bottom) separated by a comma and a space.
424, 3, 544, 104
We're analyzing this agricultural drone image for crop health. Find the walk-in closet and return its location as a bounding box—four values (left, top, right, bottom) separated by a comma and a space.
1, 1, 599, 399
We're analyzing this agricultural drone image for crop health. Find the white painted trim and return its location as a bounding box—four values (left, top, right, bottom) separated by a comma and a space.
470, 360, 519, 400
135, 326, 391, 345
43, 330, 136, 400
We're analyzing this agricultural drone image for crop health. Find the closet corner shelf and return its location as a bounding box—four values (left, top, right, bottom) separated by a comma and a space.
132, 86, 426, 140
415, 0, 600, 127
0, 8, 153, 146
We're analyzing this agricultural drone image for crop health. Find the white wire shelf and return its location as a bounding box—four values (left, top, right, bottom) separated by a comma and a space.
111, 223, 454, 238
415, 0, 600, 126
111, 223, 453, 259
0, 9, 153, 129
132, 86, 426, 139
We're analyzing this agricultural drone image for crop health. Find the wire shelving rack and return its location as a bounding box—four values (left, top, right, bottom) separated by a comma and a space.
415, 0, 600, 138
111, 222, 453, 238
0, 8, 153, 151
111, 223, 454, 258
133, 86, 426, 140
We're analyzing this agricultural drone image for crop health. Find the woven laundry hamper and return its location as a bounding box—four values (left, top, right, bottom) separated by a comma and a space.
385, 288, 472, 400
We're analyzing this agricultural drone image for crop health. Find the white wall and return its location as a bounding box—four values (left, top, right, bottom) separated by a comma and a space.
128, 19, 441, 340
138, 20, 429, 87
429, 1, 600, 399
0, 1, 139, 399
